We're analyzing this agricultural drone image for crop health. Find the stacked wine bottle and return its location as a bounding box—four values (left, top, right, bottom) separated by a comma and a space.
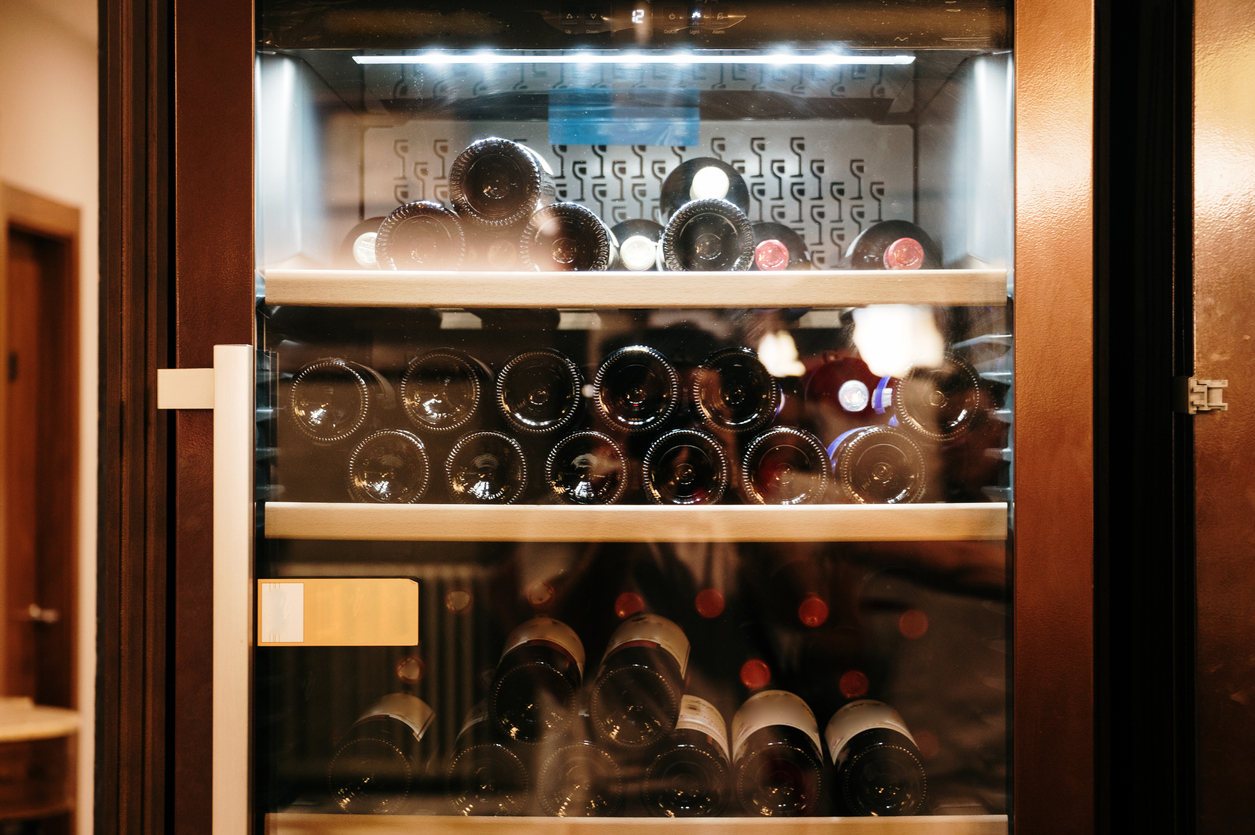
325, 612, 928, 818
336, 136, 942, 274
282, 341, 1004, 506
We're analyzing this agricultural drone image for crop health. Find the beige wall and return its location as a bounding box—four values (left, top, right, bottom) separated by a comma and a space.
0, 1, 98, 833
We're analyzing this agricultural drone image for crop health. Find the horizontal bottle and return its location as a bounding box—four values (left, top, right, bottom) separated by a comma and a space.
892, 352, 990, 442
610, 219, 664, 271
374, 201, 466, 270
828, 425, 927, 504
288, 358, 391, 447
803, 352, 894, 439
347, 429, 431, 503
519, 202, 617, 271
659, 157, 751, 222
642, 428, 729, 505
731, 689, 824, 816
843, 219, 941, 271
445, 703, 531, 816
535, 713, 623, 816
826, 699, 927, 816
589, 613, 690, 753
445, 431, 528, 504
496, 349, 583, 435
592, 345, 682, 435
642, 694, 731, 817
449, 138, 557, 229
740, 427, 830, 506
399, 349, 491, 434
336, 216, 387, 269
488, 616, 585, 745
326, 692, 435, 814
545, 430, 628, 505
659, 198, 754, 272
692, 347, 781, 435
751, 222, 812, 271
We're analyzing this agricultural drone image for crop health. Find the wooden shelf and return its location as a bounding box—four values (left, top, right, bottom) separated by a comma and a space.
263, 502, 1008, 543
266, 813, 1008, 835
262, 269, 1008, 309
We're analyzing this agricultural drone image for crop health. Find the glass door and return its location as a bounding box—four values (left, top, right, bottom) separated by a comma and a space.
250, 2, 1017, 831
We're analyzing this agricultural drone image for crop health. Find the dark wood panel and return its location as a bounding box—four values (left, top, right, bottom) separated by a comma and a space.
171, 0, 255, 832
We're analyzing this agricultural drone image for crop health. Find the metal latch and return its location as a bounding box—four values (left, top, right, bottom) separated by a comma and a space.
1175, 377, 1229, 414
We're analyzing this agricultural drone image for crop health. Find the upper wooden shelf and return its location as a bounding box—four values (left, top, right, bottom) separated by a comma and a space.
261, 268, 1008, 309
266, 813, 1008, 835
263, 502, 1008, 543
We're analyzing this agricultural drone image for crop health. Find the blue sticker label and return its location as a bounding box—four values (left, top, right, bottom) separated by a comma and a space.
549, 89, 700, 147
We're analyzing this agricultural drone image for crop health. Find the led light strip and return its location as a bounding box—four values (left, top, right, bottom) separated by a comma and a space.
353, 52, 914, 66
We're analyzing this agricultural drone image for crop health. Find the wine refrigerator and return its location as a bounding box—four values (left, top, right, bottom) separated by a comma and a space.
154, 0, 1094, 833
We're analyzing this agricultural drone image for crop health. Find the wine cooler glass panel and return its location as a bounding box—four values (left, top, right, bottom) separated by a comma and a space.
253, 26, 1014, 834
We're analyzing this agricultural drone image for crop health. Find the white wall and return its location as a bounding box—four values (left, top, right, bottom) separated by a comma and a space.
0, 1, 98, 833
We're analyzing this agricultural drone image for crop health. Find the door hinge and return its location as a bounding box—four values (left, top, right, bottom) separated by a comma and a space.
1175, 376, 1229, 414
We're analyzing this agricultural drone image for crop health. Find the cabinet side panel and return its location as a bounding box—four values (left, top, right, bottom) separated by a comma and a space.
1013, 0, 1095, 833
173, 0, 254, 832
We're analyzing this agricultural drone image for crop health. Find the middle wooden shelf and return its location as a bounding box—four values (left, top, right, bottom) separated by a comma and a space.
263, 501, 1009, 542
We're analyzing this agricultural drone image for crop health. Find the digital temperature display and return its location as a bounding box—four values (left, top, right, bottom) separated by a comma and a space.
538, 1, 746, 37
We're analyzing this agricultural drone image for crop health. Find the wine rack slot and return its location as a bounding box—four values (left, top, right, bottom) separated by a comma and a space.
262, 502, 1009, 543
262, 269, 1009, 309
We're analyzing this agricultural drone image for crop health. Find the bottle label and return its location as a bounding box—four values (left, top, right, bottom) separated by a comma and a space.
603, 613, 690, 677
501, 616, 586, 676
676, 695, 730, 761
824, 699, 915, 761
361, 692, 435, 741
731, 689, 821, 763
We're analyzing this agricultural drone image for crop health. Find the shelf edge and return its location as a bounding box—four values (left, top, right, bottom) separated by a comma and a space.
262, 502, 1009, 542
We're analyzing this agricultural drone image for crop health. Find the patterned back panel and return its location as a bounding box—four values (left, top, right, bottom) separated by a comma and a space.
364, 120, 914, 269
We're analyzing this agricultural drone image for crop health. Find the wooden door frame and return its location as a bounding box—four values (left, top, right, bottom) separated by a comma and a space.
0, 184, 81, 704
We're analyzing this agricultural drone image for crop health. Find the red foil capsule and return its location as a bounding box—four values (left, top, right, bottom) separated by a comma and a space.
754, 238, 791, 271
883, 237, 925, 270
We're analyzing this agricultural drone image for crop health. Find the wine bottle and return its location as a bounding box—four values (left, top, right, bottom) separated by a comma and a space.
892, 352, 988, 442
588, 613, 690, 752
519, 203, 617, 271
487, 616, 584, 745
592, 345, 681, 434
536, 713, 623, 816
803, 352, 893, 440
446, 431, 528, 504
642, 428, 729, 505
289, 358, 388, 446
445, 703, 530, 816
449, 137, 557, 229
336, 216, 387, 269
692, 347, 781, 435
740, 544, 834, 630
843, 220, 941, 270
828, 425, 927, 504
731, 689, 824, 817
751, 222, 812, 271
826, 700, 927, 816
740, 427, 830, 505
642, 694, 731, 817
659, 198, 754, 272
659, 157, 751, 221
545, 430, 628, 505
610, 219, 664, 271
326, 692, 435, 814
400, 349, 491, 434
374, 201, 467, 270
496, 349, 583, 435
347, 429, 431, 503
